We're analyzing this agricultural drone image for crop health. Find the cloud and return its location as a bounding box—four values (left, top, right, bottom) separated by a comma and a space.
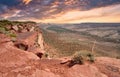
22, 0, 32, 5
0, 0, 120, 23
37, 4, 120, 23
0, 9, 21, 19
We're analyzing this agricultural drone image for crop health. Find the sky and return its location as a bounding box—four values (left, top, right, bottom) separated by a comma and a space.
0, 0, 120, 23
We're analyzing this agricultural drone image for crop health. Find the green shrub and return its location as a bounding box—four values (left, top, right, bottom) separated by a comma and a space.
8, 33, 17, 42
0, 27, 7, 34
9, 33, 16, 37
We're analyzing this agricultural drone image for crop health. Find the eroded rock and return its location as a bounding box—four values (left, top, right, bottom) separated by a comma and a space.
14, 31, 45, 58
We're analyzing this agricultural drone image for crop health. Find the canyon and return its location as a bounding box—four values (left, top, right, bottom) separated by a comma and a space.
0, 20, 120, 77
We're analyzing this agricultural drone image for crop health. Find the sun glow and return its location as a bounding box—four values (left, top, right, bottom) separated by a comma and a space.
23, 0, 32, 5
36, 4, 120, 23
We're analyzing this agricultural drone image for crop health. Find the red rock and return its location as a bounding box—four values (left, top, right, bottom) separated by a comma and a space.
0, 39, 120, 77
0, 34, 11, 43
0, 34, 13, 45
5, 25, 12, 30
28, 46, 45, 58
28, 46, 45, 54
15, 32, 38, 48
1, 22, 120, 77
95, 57, 120, 77
14, 32, 45, 57
66, 64, 108, 77
12, 26, 19, 31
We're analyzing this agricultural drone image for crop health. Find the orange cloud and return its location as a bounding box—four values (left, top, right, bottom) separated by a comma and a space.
1, 9, 21, 19
23, 0, 32, 5
64, 0, 76, 5
37, 4, 120, 23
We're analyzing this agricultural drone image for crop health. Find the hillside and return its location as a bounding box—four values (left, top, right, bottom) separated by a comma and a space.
0, 20, 120, 77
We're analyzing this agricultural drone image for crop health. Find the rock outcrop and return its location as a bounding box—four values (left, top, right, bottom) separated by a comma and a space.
0, 20, 45, 58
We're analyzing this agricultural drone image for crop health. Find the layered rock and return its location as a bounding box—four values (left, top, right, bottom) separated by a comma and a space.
14, 31, 45, 58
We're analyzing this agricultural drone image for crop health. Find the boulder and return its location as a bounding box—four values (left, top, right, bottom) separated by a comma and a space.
30, 27, 35, 32
12, 26, 19, 31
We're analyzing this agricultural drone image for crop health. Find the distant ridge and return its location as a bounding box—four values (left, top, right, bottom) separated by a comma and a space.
71, 23, 120, 27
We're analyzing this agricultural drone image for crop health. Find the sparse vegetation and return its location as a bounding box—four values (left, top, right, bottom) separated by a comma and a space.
42, 29, 92, 57
68, 50, 95, 67
40, 23, 120, 58
0, 20, 17, 40
0, 20, 37, 42
47, 26, 75, 33
9, 33, 16, 37
71, 52, 85, 64
0, 27, 8, 34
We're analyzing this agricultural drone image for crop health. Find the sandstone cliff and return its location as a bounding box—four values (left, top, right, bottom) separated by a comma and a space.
0, 20, 120, 77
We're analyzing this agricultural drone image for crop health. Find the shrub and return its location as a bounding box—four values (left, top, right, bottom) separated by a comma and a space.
44, 52, 49, 58
116, 56, 120, 59
9, 33, 16, 37
72, 52, 85, 64
0, 27, 7, 34
42, 52, 47, 58
69, 50, 95, 67
8, 33, 17, 42
0, 26, 11, 35
87, 53, 95, 62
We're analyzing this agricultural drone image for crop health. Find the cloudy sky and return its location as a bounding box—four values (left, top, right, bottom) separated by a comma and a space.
0, 0, 120, 23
